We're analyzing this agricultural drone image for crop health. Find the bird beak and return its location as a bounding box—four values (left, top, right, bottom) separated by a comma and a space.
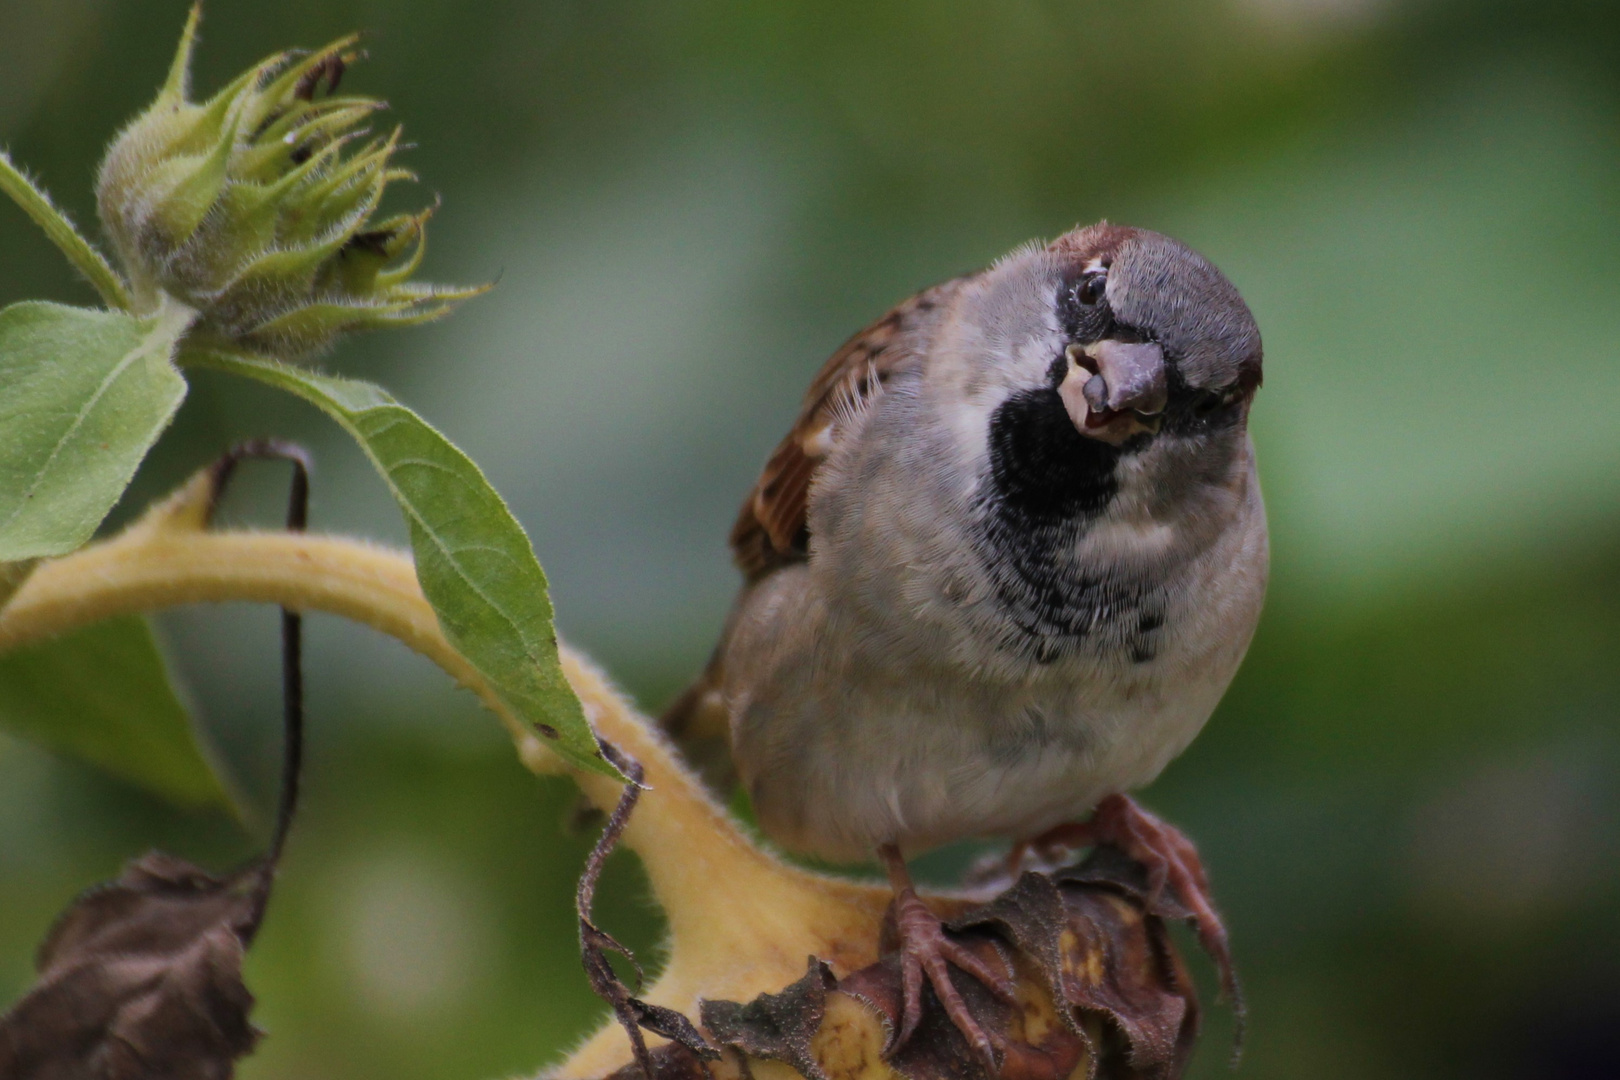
1058, 340, 1167, 445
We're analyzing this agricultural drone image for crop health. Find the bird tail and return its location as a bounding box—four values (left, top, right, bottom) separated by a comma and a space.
656, 650, 737, 794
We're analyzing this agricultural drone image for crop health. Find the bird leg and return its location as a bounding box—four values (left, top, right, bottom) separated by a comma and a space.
1030, 794, 1239, 1008
876, 843, 1018, 1070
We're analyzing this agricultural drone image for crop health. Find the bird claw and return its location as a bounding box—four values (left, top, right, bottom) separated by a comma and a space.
1035, 795, 1242, 1017
889, 884, 1017, 1072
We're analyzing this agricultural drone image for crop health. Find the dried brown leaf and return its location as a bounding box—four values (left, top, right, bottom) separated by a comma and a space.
0, 851, 264, 1080
0, 443, 314, 1080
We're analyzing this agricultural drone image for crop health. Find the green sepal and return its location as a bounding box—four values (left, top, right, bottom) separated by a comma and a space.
150, 113, 239, 244
93, 13, 480, 357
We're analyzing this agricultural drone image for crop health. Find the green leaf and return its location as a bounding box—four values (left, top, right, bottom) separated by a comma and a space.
0, 614, 231, 808
185, 349, 616, 779
0, 301, 191, 561
0, 149, 132, 311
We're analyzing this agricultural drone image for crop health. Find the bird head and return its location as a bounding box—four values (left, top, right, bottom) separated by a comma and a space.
1047, 224, 1262, 446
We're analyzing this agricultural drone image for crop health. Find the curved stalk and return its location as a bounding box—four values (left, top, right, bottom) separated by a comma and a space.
0, 471, 891, 1077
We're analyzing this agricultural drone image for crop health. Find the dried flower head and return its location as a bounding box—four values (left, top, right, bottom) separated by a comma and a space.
95, 6, 482, 358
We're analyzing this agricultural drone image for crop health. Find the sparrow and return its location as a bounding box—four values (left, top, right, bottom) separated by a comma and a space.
663, 222, 1267, 1063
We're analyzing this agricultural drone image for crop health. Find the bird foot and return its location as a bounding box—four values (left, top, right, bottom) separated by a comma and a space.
878, 846, 1019, 1072
1032, 795, 1240, 1010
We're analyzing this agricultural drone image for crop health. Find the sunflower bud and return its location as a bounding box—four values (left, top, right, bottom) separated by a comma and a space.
95, 7, 482, 358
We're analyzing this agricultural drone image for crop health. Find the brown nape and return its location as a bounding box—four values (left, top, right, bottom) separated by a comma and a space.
1046, 221, 1139, 271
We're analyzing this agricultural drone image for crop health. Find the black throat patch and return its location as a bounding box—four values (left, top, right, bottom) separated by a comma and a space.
976, 375, 1161, 666
985, 381, 1121, 526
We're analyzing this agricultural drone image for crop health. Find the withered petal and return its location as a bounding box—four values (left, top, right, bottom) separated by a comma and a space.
702, 957, 838, 1080
949, 872, 1079, 1039
682, 850, 1208, 1080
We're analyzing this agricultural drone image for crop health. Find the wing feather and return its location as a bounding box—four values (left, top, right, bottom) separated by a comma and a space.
729, 277, 969, 579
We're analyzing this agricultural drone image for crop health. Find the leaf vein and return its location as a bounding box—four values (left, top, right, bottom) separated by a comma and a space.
0, 311, 180, 535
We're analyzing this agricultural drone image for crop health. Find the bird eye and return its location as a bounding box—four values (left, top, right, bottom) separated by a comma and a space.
1195, 388, 1236, 417
1077, 272, 1107, 305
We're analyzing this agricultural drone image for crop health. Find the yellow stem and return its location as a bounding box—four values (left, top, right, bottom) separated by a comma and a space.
0, 473, 891, 1076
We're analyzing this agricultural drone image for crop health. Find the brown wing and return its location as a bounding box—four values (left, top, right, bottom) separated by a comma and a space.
729, 276, 970, 580
658, 274, 972, 782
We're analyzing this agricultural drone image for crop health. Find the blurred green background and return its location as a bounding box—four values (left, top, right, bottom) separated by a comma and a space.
3, 0, 1619, 1077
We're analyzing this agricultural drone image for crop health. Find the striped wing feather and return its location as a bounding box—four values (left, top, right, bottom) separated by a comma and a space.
729, 278, 965, 579
660, 276, 969, 773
